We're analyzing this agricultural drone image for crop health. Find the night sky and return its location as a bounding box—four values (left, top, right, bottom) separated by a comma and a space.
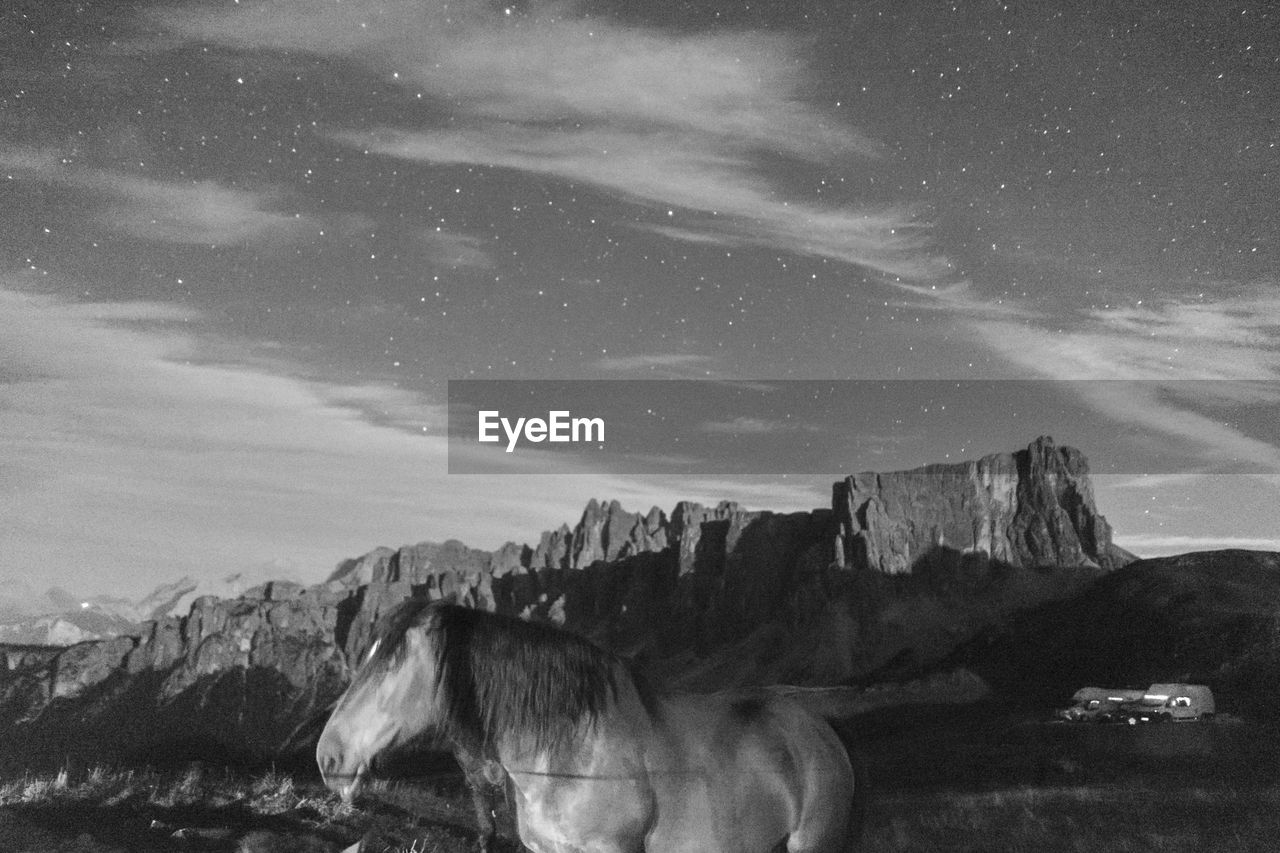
3, 0, 1278, 607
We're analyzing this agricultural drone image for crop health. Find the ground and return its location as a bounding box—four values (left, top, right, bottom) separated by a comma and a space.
2, 704, 1278, 852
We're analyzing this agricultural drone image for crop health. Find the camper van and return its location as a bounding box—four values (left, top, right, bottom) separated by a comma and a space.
1056, 687, 1145, 722
1111, 683, 1216, 724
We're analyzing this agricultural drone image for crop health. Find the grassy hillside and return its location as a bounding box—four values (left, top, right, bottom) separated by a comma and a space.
953, 550, 1280, 717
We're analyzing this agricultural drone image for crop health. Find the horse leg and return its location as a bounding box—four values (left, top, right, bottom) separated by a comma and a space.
454, 741, 508, 853
463, 769, 498, 853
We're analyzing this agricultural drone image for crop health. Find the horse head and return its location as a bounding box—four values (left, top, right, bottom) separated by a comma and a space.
317, 601, 445, 802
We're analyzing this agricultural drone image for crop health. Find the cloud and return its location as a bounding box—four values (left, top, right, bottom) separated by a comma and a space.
338, 126, 940, 279
320, 383, 450, 436
1101, 473, 1213, 490
972, 291, 1280, 468
152, 0, 939, 280
92, 174, 310, 245
1115, 535, 1280, 557
590, 356, 794, 387
700, 415, 818, 436
0, 145, 312, 246
1075, 294, 1280, 379
415, 228, 495, 270
0, 277, 802, 601
0, 281, 547, 594
895, 279, 1280, 472
967, 288, 1280, 383
595, 353, 714, 374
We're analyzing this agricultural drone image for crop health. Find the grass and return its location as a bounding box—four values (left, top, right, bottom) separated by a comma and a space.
0, 764, 324, 812
4, 716, 1280, 852
0, 763, 483, 852
850, 705, 1280, 852
864, 783, 1280, 852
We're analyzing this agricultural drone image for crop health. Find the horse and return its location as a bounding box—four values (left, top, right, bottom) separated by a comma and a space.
318, 599, 863, 853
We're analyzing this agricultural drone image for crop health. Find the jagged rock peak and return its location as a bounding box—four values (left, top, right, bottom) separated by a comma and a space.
525, 498, 669, 569
326, 547, 395, 588
833, 435, 1129, 573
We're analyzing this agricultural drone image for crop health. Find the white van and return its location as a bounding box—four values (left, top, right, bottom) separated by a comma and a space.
1115, 683, 1216, 724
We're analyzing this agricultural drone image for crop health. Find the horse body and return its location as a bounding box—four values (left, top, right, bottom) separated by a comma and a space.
318, 601, 861, 853
642, 691, 854, 853
502, 672, 655, 853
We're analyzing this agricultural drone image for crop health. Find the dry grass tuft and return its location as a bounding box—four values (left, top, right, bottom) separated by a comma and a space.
248, 768, 301, 814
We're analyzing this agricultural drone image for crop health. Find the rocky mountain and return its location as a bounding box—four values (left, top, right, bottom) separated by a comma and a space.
0, 437, 1140, 769
833, 439, 1132, 573
0, 611, 140, 646
0, 568, 308, 647
132, 568, 305, 622
0, 582, 167, 645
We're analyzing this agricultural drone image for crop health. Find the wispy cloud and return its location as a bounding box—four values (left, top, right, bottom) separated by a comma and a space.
595, 353, 714, 374
0, 279, 598, 594
321, 383, 449, 436
153, 0, 939, 280
1115, 535, 1280, 557
340, 126, 940, 279
0, 276, 781, 601
0, 145, 312, 246
969, 288, 1280, 382
896, 278, 1280, 471
92, 174, 309, 245
700, 415, 819, 436
416, 228, 495, 270
328, 213, 492, 270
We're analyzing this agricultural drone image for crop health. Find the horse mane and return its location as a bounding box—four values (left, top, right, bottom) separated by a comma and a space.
362, 597, 435, 673
370, 599, 639, 755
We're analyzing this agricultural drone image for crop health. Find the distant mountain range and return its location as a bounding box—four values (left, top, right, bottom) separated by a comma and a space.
0, 436, 1123, 763
3, 436, 1276, 771
0, 570, 302, 646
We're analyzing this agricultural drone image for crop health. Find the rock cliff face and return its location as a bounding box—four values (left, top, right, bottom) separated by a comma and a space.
0, 438, 1131, 768
834, 436, 1128, 573
0, 582, 350, 769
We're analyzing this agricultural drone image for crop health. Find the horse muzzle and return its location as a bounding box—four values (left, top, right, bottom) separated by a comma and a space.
338, 765, 367, 804
325, 763, 367, 804
319, 753, 368, 803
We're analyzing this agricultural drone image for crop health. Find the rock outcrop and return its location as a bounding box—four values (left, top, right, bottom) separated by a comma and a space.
0, 437, 1134, 768
0, 582, 350, 769
833, 436, 1129, 574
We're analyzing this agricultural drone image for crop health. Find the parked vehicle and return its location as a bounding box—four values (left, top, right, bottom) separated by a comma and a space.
1056, 687, 1145, 722
1109, 684, 1216, 724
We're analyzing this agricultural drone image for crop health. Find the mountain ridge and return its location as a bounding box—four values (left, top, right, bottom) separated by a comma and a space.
0, 436, 1154, 768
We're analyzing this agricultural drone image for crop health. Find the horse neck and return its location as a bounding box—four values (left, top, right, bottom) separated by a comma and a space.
492, 658, 653, 769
